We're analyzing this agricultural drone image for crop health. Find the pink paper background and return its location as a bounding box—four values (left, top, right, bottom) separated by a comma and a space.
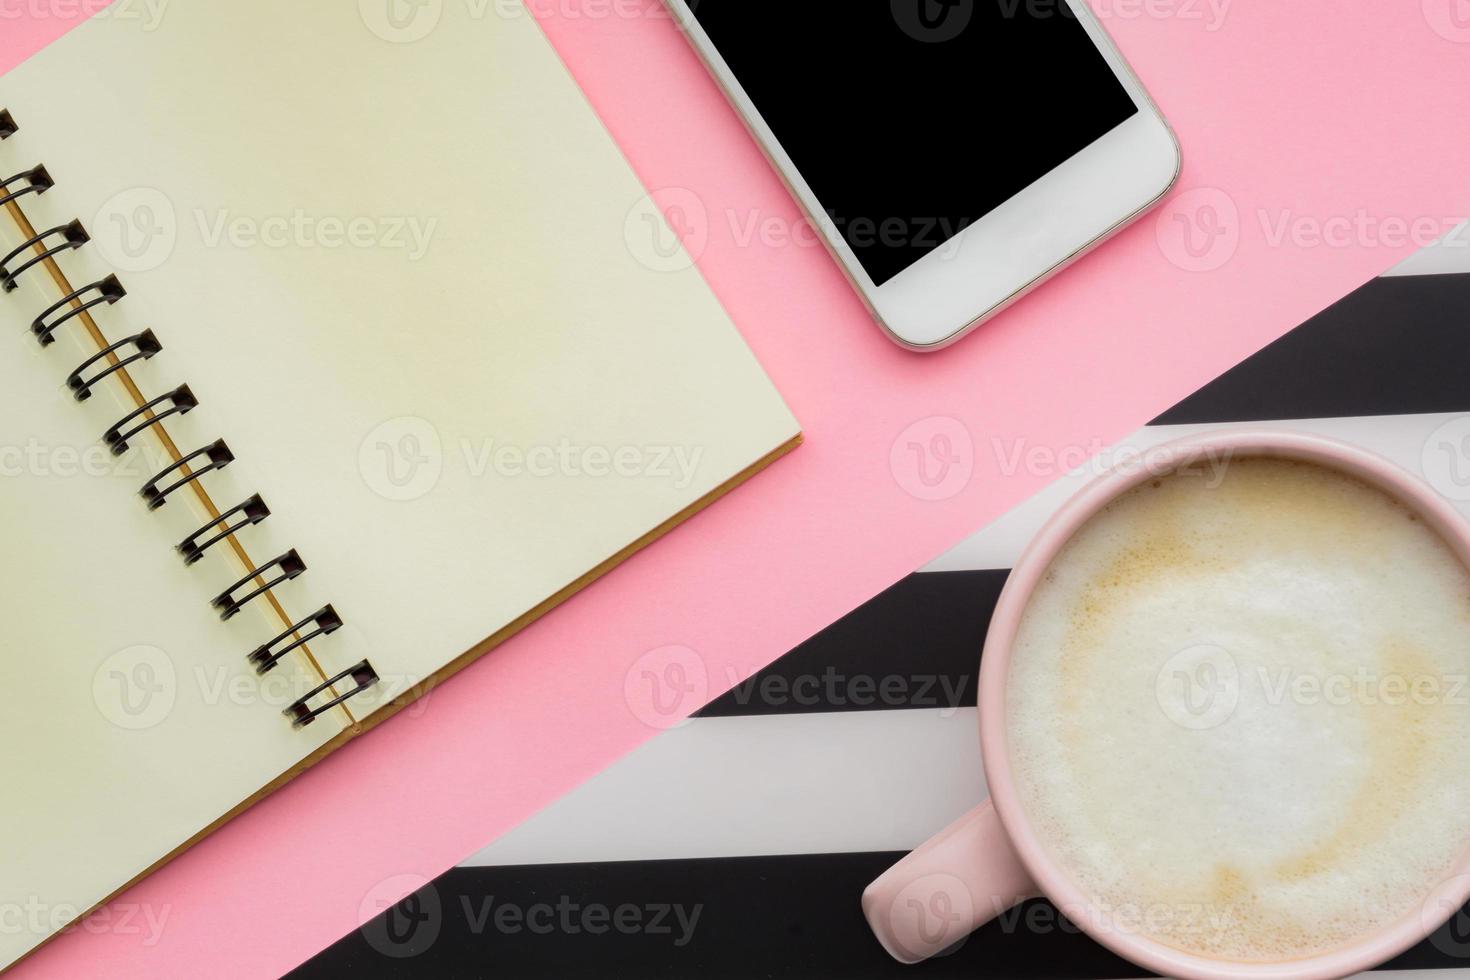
5, 1, 1469, 976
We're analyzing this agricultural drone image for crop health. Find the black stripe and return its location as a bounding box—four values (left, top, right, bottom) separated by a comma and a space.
288, 855, 1470, 980
696, 569, 1005, 717
1154, 273, 1470, 425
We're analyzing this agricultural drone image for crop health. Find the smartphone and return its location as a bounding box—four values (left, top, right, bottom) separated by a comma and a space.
663, 1, 1181, 351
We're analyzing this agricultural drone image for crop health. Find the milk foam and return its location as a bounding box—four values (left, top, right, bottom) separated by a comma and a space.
1006, 457, 1470, 962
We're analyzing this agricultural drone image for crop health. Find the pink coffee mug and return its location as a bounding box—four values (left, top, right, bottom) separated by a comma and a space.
862, 430, 1470, 979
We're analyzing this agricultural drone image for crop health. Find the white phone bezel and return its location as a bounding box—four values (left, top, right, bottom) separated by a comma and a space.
663, 0, 1182, 351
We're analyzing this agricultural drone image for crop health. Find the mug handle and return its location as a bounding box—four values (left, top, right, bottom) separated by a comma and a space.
862, 799, 1040, 964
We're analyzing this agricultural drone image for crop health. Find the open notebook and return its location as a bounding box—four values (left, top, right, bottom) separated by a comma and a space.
0, 2, 799, 969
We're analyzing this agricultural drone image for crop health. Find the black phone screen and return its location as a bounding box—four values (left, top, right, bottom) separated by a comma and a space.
687, 2, 1139, 285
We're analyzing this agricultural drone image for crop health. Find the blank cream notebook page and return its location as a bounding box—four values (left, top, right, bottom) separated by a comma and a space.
0, 0, 799, 968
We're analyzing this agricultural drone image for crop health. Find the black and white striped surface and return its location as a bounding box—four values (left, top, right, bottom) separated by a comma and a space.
292, 244, 1470, 979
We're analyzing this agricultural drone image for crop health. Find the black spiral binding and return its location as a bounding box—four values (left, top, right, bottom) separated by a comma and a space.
212, 550, 307, 621
35, 274, 126, 347
250, 606, 343, 675
140, 439, 234, 510
0, 219, 88, 292
102, 383, 198, 455
66, 328, 160, 400
0, 109, 378, 728
177, 494, 271, 566
0, 165, 52, 208
286, 661, 379, 729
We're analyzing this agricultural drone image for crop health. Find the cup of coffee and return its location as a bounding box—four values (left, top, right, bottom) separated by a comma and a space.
863, 431, 1470, 979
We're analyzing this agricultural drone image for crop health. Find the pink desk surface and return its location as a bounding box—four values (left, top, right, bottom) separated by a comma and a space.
5, 2, 1469, 977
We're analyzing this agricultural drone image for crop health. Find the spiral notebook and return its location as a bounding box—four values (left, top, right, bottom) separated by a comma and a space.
0, 2, 799, 970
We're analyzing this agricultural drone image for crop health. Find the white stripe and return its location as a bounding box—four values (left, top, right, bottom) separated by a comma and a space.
1382, 221, 1470, 276
922, 413, 1470, 573
464, 708, 985, 867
